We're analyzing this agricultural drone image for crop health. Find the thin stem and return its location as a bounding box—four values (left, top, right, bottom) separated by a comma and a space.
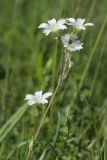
34, 84, 60, 142
50, 38, 58, 131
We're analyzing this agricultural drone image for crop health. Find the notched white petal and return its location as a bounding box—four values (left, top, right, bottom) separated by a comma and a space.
42, 99, 48, 104
38, 23, 49, 28
48, 18, 56, 26
25, 94, 34, 100
57, 19, 66, 24
77, 18, 85, 25
57, 24, 67, 30
66, 18, 75, 24
61, 34, 70, 47
28, 100, 36, 106
43, 92, 52, 98
84, 23, 94, 27
35, 91, 43, 96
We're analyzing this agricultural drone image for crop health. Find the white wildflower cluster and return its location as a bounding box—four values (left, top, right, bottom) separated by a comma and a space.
38, 18, 94, 52
25, 18, 94, 106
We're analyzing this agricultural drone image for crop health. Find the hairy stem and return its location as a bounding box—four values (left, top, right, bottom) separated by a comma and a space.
26, 53, 72, 160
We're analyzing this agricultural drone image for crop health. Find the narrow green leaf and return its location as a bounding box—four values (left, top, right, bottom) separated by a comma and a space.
0, 104, 29, 144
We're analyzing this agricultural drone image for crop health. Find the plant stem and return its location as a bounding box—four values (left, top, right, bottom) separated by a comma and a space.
35, 84, 60, 142
26, 53, 72, 160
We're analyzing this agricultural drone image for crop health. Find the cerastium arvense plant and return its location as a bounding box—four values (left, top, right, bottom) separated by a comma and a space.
25, 18, 94, 160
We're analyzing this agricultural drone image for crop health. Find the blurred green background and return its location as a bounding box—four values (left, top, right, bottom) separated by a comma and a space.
0, 0, 107, 159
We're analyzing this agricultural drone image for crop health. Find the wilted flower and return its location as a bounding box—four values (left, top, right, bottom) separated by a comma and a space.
61, 34, 83, 52
38, 18, 67, 36
66, 18, 94, 31
25, 91, 52, 106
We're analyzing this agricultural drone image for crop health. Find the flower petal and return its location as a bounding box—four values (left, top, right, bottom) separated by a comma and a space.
66, 18, 75, 23
28, 100, 36, 106
57, 19, 66, 25
84, 23, 94, 27
25, 94, 34, 100
77, 18, 85, 26
35, 91, 43, 96
43, 92, 52, 98
42, 99, 48, 104
57, 24, 67, 30
43, 29, 51, 36
48, 18, 56, 27
38, 23, 49, 28
61, 34, 70, 47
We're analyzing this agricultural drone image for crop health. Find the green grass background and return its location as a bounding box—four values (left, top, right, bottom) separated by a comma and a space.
0, 0, 107, 159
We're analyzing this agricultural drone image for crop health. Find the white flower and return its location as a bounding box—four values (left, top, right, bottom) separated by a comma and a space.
66, 18, 94, 31
25, 91, 52, 106
38, 18, 67, 36
61, 34, 83, 52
